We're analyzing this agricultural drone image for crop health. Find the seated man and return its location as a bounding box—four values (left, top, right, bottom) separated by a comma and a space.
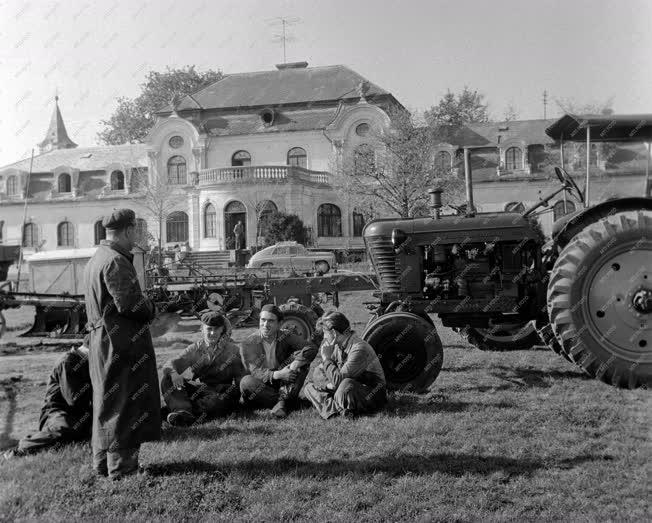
161, 311, 245, 426
239, 304, 318, 418
303, 311, 387, 419
4, 335, 92, 459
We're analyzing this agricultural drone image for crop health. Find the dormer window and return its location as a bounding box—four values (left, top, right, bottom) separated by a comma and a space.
58, 173, 72, 193
111, 170, 125, 191
505, 147, 522, 171
260, 108, 275, 126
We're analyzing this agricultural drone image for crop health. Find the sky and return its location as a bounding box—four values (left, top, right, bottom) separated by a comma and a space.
1, 0, 651, 167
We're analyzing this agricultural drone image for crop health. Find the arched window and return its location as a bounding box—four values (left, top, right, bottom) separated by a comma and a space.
6, 176, 18, 196
504, 202, 525, 213
57, 221, 74, 247
58, 173, 71, 193
204, 203, 216, 238
353, 211, 365, 237
318, 204, 342, 237
110, 170, 125, 190
553, 200, 576, 221
505, 147, 522, 171
287, 147, 307, 168
256, 200, 278, 237
167, 156, 187, 185
94, 220, 106, 245
434, 151, 452, 173
135, 218, 148, 249
231, 151, 251, 167
166, 211, 189, 243
22, 222, 38, 247
354, 144, 375, 176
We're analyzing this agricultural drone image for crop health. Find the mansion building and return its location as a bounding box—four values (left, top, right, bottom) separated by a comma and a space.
0, 61, 649, 259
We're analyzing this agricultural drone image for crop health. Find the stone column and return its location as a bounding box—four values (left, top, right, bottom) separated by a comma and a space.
189, 192, 200, 250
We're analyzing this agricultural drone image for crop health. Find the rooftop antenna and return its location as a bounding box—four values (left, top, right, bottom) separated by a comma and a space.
543, 90, 548, 120
268, 16, 301, 64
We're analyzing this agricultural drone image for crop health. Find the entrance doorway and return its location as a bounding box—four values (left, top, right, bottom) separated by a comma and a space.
224, 200, 246, 249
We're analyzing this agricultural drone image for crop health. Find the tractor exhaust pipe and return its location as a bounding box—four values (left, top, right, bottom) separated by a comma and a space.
463, 148, 475, 216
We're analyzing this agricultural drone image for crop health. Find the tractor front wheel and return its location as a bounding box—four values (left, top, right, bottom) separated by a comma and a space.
363, 312, 443, 392
547, 210, 652, 388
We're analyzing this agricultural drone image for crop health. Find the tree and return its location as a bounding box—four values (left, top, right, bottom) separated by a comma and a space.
502, 103, 520, 122
97, 66, 223, 144
135, 169, 186, 267
263, 212, 308, 245
333, 108, 466, 220
424, 87, 490, 129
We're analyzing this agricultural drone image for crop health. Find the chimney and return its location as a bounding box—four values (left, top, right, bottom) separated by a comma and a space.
276, 61, 308, 70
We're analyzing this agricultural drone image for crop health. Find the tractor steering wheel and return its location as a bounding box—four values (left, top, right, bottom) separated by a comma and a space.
555, 167, 584, 203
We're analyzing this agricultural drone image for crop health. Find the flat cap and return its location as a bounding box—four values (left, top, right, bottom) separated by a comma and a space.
102, 208, 136, 230
200, 311, 226, 328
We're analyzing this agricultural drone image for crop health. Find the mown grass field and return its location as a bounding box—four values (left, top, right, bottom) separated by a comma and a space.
0, 292, 650, 521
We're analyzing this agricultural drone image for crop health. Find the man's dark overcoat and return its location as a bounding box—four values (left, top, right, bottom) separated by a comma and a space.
83, 240, 161, 451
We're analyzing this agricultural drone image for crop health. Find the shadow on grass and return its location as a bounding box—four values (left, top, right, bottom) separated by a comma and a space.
489, 366, 592, 387
146, 453, 607, 479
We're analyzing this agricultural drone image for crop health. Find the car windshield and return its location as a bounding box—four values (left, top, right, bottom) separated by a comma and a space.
258, 246, 275, 256
295, 245, 306, 254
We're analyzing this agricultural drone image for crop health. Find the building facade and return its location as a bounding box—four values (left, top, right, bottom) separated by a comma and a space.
0, 63, 649, 259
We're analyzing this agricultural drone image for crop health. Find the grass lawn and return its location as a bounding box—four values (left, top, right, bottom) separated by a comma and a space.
0, 292, 650, 521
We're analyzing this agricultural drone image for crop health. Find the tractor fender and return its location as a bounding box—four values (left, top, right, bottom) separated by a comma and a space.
554, 197, 652, 249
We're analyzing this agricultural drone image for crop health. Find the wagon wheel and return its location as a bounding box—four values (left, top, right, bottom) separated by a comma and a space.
279, 301, 319, 339
547, 210, 652, 388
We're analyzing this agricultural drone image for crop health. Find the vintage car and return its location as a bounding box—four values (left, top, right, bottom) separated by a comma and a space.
246, 241, 335, 274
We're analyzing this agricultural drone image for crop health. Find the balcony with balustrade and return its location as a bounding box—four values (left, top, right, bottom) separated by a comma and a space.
197, 165, 331, 186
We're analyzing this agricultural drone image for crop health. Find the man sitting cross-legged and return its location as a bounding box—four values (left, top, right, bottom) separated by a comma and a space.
161, 311, 245, 427
4, 335, 92, 459
239, 304, 318, 418
303, 311, 387, 419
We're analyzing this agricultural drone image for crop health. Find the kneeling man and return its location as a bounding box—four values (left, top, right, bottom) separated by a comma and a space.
4, 335, 92, 458
239, 304, 317, 418
161, 311, 244, 426
304, 311, 387, 419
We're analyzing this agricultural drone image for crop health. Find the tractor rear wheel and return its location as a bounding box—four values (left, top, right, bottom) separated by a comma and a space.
279, 301, 319, 339
547, 210, 652, 388
363, 312, 443, 392
466, 321, 540, 351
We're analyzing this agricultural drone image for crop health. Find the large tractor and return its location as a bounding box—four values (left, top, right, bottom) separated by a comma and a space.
360, 114, 652, 392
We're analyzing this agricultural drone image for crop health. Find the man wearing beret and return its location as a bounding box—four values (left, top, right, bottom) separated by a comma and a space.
160, 311, 245, 426
303, 311, 387, 419
83, 208, 160, 480
239, 304, 318, 418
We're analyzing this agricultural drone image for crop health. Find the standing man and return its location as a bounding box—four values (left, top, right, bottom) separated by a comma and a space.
84, 209, 160, 480
239, 304, 317, 418
3, 335, 92, 459
161, 311, 245, 426
233, 220, 244, 250
303, 311, 387, 419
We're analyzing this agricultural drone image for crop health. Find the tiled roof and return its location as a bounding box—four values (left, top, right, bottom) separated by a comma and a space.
0, 144, 148, 173
202, 106, 341, 136
454, 119, 557, 147
161, 65, 391, 113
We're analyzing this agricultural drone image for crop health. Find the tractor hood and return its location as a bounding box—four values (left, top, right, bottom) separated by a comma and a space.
363, 212, 541, 244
